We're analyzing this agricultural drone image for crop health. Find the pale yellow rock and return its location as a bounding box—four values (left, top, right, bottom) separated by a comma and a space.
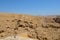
0, 36, 38, 40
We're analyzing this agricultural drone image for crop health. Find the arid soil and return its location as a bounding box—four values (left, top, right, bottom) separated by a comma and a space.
0, 14, 60, 40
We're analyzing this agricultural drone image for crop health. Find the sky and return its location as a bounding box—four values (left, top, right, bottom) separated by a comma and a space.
0, 0, 60, 15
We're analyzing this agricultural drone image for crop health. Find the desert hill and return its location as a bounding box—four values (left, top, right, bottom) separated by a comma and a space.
0, 14, 60, 40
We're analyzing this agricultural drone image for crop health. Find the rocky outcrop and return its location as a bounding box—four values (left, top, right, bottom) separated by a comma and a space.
53, 16, 60, 23
0, 14, 60, 40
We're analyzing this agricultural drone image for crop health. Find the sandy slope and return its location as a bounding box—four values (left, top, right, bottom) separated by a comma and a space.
0, 14, 60, 40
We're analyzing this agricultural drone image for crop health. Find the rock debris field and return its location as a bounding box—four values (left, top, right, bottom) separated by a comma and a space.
0, 14, 60, 40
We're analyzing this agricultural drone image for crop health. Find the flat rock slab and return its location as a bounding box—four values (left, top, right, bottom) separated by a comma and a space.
0, 36, 38, 40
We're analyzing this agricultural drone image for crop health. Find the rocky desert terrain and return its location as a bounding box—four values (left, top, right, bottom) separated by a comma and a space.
0, 13, 60, 40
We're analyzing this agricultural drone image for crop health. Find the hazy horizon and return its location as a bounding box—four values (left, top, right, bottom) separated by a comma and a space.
0, 0, 60, 15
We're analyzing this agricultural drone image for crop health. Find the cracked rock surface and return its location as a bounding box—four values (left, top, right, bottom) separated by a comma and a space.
0, 14, 60, 40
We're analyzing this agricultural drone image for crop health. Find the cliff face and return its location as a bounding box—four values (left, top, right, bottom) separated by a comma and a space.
0, 14, 60, 40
